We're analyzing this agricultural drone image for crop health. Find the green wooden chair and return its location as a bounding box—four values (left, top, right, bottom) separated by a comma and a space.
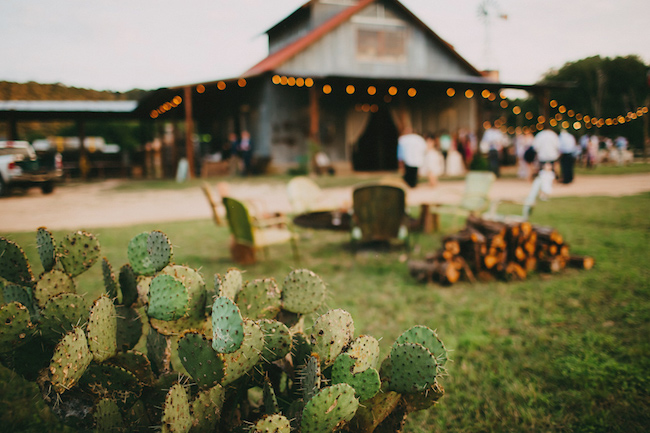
222, 196, 300, 264
350, 184, 409, 251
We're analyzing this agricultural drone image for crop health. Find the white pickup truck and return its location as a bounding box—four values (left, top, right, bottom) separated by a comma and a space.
0, 140, 63, 196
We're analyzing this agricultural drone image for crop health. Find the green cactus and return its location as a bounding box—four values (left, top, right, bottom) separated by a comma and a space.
147, 274, 190, 321
108, 350, 155, 386
217, 268, 243, 300
79, 363, 143, 409
127, 231, 172, 276
33, 269, 75, 308
0, 301, 33, 353
177, 330, 225, 388
190, 384, 225, 433
87, 295, 117, 362
146, 328, 171, 376
147, 230, 173, 272
346, 335, 380, 373
36, 227, 57, 272
118, 263, 139, 308
300, 355, 321, 404
222, 319, 264, 386
389, 342, 438, 393
3, 283, 39, 322
263, 377, 280, 414
394, 325, 448, 367
331, 353, 381, 401
310, 309, 355, 367
94, 398, 124, 433
211, 296, 245, 354
0, 236, 35, 287
253, 413, 291, 433
101, 257, 119, 301
115, 305, 143, 352
48, 326, 93, 393
281, 268, 326, 314
39, 293, 89, 342
162, 383, 192, 433
291, 332, 313, 369
259, 319, 292, 363
160, 265, 206, 320
58, 230, 101, 277
301, 383, 359, 433
236, 278, 281, 320
347, 386, 402, 433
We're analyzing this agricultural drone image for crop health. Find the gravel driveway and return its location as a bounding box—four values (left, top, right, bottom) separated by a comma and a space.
1, 173, 649, 232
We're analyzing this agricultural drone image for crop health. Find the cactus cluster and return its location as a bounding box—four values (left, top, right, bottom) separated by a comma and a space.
1, 229, 451, 433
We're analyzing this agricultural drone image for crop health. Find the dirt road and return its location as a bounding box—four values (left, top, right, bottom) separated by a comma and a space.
1, 173, 649, 232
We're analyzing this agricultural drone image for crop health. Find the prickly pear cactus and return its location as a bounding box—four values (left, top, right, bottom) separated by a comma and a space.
389, 342, 438, 393
211, 296, 244, 354
3, 284, 39, 322
87, 295, 117, 362
0, 302, 33, 353
0, 237, 34, 287
190, 384, 225, 433
177, 331, 225, 388
127, 231, 172, 276
300, 355, 321, 404
101, 257, 119, 300
254, 413, 291, 433
94, 398, 124, 433
394, 325, 448, 367
282, 268, 326, 314
160, 265, 206, 320
310, 309, 355, 367
236, 278, 281, 319
58, 230, 101, 278
331, 353, 381, 401
346, 335, 381, 373
33, 269, 75, 308
222, 319, 264, 386
39, 293, 89, 342
147, 274, 190, 321
162, 383, 192, 433
118, 263, 139, 307
301, 383, 359, 433
217, 268, 243, 300
48, 327, 93, 393
259, 319, 292, 362
36, 227, 57, 272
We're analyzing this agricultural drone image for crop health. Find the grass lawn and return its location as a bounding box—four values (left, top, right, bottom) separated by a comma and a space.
1, 191, 649, 431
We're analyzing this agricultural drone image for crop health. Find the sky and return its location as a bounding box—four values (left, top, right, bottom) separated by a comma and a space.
1, 0, 649, 92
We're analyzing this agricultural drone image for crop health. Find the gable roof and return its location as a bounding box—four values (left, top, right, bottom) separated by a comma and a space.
244, 0, 483, 78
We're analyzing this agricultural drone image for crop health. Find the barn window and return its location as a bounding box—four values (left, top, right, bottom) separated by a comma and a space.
357, 27, 406, 61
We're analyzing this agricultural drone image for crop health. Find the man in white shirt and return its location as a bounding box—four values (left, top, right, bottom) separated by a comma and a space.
533, 126, 560, 177
558, 129, 577, 184
397, 128, 427, 188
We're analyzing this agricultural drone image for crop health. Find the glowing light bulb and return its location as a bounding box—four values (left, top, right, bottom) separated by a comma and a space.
408, 88, 417, 97
323, 84, 332, 94
446, 88, 456, 97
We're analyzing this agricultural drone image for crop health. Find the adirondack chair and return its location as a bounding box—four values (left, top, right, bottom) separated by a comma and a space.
222, 196, 299, 264
483, 175, 544, 223
202, 182, 225, 226
350, 184, 410, 251
431, 171, 497, 230
286, 176, 326, 214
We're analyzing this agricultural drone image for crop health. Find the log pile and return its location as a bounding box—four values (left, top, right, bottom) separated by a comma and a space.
409, 215, 594, 285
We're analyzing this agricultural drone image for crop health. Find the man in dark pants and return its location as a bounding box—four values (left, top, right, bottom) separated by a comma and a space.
558, 128, 577, 184
397, 128, 427, 188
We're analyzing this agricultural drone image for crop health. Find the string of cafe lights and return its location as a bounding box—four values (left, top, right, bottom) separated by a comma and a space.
151, 74, 649, 135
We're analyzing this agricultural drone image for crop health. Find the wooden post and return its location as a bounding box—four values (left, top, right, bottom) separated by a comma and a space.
309, 86, 320, 173
77, 119, 89, 180
183, 86, 195, 179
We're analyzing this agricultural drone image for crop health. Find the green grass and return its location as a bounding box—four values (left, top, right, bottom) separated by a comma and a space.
1, 193, 650, 432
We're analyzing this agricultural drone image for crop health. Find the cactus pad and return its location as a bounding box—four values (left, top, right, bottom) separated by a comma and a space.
300, 355, 321, 403
282, 269, 326, 314
36, 227, 57, 272
310, 309, 355, 367
178, 331, 225, 388
346, 335, 381, 373
146, 328, 171, 376
217, 268, 242, 300
211, 296, 244, 354
80, 363, 143, 408
291, 332, 313, 369
118, 264, 138, 308
262, 377, 280, 414
236, 278, 281, 320
394, 325, 448, 367
87, 295, 117, 362
147, 274, 190, 321
331, 353, 380, 401
101, 258, 119, 301
49, 327, 93, 393
39, 293, 89, 342
0, 236, 34, 287
94, 398, 124, 433
3, 284, 39, 322
389, 342, 438, 393
108, 350, 155, 386
127, 231, 172, 276
190, 384, 225, 433
301, 383, 359, 433
254, 413, 291, 433
222, 319, 264, 386
160, 265, 206, 320
58, 230, 101, 277
259, 319, 292, 362
115, 305, 143, 351
0, 302, 33, 353
34, 269, 75, 308
162, 383, 192, 433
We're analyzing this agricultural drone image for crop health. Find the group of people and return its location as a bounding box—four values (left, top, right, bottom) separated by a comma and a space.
206, 130, 253, 176
397, 128, 475, 188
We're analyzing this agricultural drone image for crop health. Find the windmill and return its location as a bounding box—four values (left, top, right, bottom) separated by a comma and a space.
477, 0, 508, 73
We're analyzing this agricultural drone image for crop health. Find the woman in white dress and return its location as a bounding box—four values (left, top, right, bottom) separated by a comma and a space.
421, 133, 445, 186
445, 137, 466, 177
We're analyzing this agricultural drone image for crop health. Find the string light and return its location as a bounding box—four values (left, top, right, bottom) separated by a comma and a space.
447, 88, 455, 97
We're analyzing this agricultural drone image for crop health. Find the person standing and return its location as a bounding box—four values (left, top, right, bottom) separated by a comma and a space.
533, 126, 560, 176
558, 128, 577, 184
237, 131, 253, 176
397, 128, 427, 188
480, 126, 505, 177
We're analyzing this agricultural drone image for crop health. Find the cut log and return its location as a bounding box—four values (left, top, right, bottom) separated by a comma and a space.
567, 255, 595, 270
538, 257, 563, 273
505, 262, 527, 281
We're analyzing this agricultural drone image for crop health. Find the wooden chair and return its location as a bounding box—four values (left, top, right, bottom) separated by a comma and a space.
286, 176, 325, 214
202, 182, 225, 226
483, 175, 544, 223
222, 196, 300, 265
431, 171, 497, 231
350, 184, 410, 251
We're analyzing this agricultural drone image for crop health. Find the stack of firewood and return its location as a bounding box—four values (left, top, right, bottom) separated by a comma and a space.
409, 215, 594, 285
